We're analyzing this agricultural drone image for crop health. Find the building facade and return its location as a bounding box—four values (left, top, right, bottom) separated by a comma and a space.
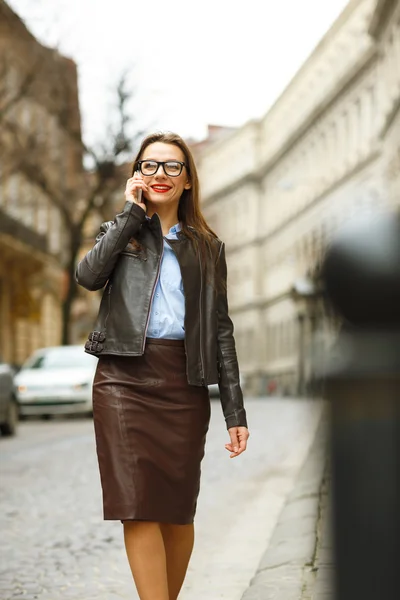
197, 0, 400, 396
0, 1, 83, 365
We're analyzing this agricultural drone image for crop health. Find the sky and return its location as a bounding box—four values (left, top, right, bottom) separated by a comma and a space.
8, 0, 350, 146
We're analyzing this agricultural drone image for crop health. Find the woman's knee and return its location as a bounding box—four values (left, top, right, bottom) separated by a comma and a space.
160, 522, 194, 539
123, 520, 162, 534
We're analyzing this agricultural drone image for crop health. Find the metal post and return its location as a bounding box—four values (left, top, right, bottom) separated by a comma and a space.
321, 209, 400, 600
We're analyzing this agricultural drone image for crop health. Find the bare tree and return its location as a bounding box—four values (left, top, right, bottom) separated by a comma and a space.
1, 28, 145, 343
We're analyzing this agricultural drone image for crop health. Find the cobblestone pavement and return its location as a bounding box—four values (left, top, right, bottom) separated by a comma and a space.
0, 398, 323, 600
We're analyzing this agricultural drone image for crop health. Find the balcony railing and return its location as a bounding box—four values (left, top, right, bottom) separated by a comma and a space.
0, 208, 48, 254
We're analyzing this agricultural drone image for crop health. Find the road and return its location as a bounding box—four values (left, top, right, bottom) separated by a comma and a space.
0, 397, 323, 600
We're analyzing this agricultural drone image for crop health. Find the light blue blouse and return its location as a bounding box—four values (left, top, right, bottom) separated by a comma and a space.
147, 222, 185, 340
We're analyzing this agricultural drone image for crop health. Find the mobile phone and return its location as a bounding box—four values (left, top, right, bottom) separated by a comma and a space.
136, 168, 143, 204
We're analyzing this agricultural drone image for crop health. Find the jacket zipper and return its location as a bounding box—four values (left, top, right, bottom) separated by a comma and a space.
198, 247, 206, 384
142, 240, 164, 352
120, 251, 147, 260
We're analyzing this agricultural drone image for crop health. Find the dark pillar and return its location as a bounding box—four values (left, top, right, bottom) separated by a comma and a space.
321, 209, 400, 600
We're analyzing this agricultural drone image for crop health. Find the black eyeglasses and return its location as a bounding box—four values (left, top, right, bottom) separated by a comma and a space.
135, 160, 187, 177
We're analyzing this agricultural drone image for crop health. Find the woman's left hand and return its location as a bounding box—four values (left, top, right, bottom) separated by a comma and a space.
225, 426, 249, 458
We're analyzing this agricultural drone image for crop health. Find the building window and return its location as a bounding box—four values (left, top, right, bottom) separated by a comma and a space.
20, 179, 35, 228
36, 193, 49, 235
6, 175, 20, 218
48, 206, 61, 254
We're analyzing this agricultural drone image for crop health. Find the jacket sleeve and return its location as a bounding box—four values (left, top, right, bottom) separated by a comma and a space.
75, 201, 146, 291
216, 242, 248, 430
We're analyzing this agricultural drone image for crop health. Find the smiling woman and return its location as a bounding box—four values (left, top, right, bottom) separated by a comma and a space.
75, 131, 249, 599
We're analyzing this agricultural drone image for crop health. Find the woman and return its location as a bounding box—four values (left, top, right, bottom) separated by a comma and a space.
76, 132, 249, 600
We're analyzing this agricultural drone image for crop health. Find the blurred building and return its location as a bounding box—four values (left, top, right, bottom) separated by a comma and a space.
187, 125, 238, 158
197, 0, 400, 396
371, 0, 400, 205
0, 1, 83, 365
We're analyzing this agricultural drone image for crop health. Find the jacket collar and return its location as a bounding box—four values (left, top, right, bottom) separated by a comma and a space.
145, 214, 195, 239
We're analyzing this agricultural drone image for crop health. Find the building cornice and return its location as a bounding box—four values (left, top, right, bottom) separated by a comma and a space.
0, 209, 48, 256
201, 173, 260, 207
230, 278, 325, 315
230, 290, 293, 314
369, 0, 397, 37
379, 95, 400, 138
224, 148, 381, 258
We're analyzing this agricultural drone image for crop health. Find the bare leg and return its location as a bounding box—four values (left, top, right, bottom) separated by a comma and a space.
123, 521, 169, 600
160, 523, 195, 600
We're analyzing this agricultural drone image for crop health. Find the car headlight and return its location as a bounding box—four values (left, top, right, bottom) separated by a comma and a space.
17, 385, 28, 393
73, 382, 90, 390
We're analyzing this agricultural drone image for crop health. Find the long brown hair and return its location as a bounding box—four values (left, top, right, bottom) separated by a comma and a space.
131, 131, 218, 268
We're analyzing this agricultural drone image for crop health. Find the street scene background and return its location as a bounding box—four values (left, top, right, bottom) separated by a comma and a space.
1, 0, 399, 598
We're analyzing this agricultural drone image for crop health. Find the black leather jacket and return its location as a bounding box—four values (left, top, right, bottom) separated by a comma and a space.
75, 201, 247, 429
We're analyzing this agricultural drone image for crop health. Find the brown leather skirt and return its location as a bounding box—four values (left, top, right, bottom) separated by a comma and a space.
92, 338, 210, 524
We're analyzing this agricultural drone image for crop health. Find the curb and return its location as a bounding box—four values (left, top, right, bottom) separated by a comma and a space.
241, 407, 329, 600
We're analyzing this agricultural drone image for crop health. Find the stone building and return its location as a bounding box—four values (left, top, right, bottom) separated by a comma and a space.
371, 0, 400, 205
197, 0, 400, 396
187, 125, 238, 159
0, 1, 83, 365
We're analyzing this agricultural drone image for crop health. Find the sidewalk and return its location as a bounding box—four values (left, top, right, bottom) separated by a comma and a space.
241, 407, 334, 600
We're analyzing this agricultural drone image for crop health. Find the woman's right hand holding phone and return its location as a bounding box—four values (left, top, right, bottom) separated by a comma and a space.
125, 173, 148, 213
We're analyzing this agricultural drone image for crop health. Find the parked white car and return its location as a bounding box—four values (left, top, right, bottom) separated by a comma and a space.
0, 356, 19, 436
15, 345, 98, 418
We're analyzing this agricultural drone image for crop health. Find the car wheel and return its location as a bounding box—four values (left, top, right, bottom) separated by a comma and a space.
0, 398, 19, 436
